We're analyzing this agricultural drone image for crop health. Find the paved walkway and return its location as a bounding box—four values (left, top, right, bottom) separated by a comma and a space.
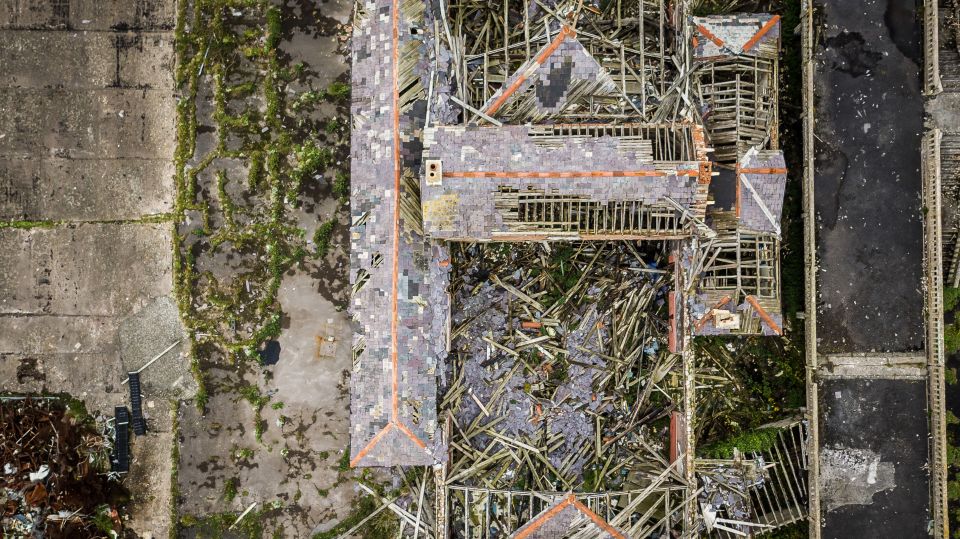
0, 1, 181, 535
814, 0, 924, 354
812, 0, 930, 536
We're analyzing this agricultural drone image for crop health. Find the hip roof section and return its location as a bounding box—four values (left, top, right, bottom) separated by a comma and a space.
480, 26, 619, 123
348, 0, 449, 467
692, 14, 781, 60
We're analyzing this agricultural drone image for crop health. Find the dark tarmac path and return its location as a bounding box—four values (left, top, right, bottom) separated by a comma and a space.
814, 0, 925, 354
813, 0, 931, 537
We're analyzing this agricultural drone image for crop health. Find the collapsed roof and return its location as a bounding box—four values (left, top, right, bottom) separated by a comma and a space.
479, 27, 619, 123
347, 0, 788, 486
348, 0, 447, 467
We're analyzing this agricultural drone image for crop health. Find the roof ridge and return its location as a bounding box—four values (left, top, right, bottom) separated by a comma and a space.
350, 420, 432, 467
511, 493, 626, 539
745, 295, 783, 335
742, 14, 781, 53
695, 294, 733, 331
484, 25, 576, 116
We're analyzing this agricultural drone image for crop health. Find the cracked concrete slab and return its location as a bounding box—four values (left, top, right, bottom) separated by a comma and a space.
0, 0, 175, 31
0, 157, 175, 220
0, 89, 175, 159
0, 30, 174, 90
0, 223, 173, 316
0, 4, 179, 536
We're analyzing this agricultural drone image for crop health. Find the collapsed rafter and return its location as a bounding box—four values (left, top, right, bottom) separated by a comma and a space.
445, 0, 686, 122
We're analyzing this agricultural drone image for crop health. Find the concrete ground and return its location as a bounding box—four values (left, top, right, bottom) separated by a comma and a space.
813, 0, 925, 354
177, 271, 356, 536
0, 1, 184, 536
173, 0, 358, 535
818, 378, 929, 539
811, 1, 934, 536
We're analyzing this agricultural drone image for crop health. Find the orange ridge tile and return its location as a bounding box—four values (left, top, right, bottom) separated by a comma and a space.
442, 169, 700, 178
742, 15, 780, 53
696, 24, 726, 48
694, 295, 732, 332
745, 295, 782, 335
484, 25, 576, 116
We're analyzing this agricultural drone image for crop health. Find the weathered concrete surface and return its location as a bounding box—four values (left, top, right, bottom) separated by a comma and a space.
0, 0, 174, 30
0, 157, 175, 220
1, 30, 174, 89
0, 89, 175, 221
0, 2, 180, 536
0, 224, 176, 406
173, 0, 357, 534
811, 1, 933, 537
927, 91, 960, 132
0, 25, 176, 220
819, 446, 896, 514
0, 89, 175, 158
818, 378, 929, 538
177, 272, 357, 535
813, 0, 925, 354
0, 224, 172, 315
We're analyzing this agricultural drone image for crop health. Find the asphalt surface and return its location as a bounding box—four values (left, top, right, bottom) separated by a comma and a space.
819, 378, 930, 539
813, 0, 925, 353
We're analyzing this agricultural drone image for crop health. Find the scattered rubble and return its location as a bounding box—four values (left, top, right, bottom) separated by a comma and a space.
443, 242, 680, 492
1, 398, 127, 538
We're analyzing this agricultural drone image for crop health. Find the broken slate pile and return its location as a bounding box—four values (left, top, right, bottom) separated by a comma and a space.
443, 242, 678, 489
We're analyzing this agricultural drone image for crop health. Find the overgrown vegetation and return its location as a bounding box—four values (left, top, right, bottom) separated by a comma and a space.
326, 81, 351, 101
313, 218, 337, 258
169, 402, 182, 539
945, 285, 960, 535
173, 0, 350, 418
222, 477, 239, 502
333, 171, 350, 202
694, 333, 805, 449
311, 493, 398, 539
946, 287, 960, 353
179, 509, 264, 539
946, 407, 960, 537
239, 384, 271, 443
91, 505, 119, 536
701, 428, 782, 459
765, 520, 809, 539
170, 0, 353, 531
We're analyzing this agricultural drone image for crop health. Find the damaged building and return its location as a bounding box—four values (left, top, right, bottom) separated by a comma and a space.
348, 0, 801, 535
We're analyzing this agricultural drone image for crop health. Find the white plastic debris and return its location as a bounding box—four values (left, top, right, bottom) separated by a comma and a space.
4, 463, 16, 474
28, 465, 50, 482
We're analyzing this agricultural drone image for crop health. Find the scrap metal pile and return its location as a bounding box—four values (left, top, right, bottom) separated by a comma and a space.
441, 241, 682, 493
1, 399, 124, 538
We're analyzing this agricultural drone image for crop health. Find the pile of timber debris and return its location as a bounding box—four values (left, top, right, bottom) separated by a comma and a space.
441, 241, 685, 492
1, 398, 126, 538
